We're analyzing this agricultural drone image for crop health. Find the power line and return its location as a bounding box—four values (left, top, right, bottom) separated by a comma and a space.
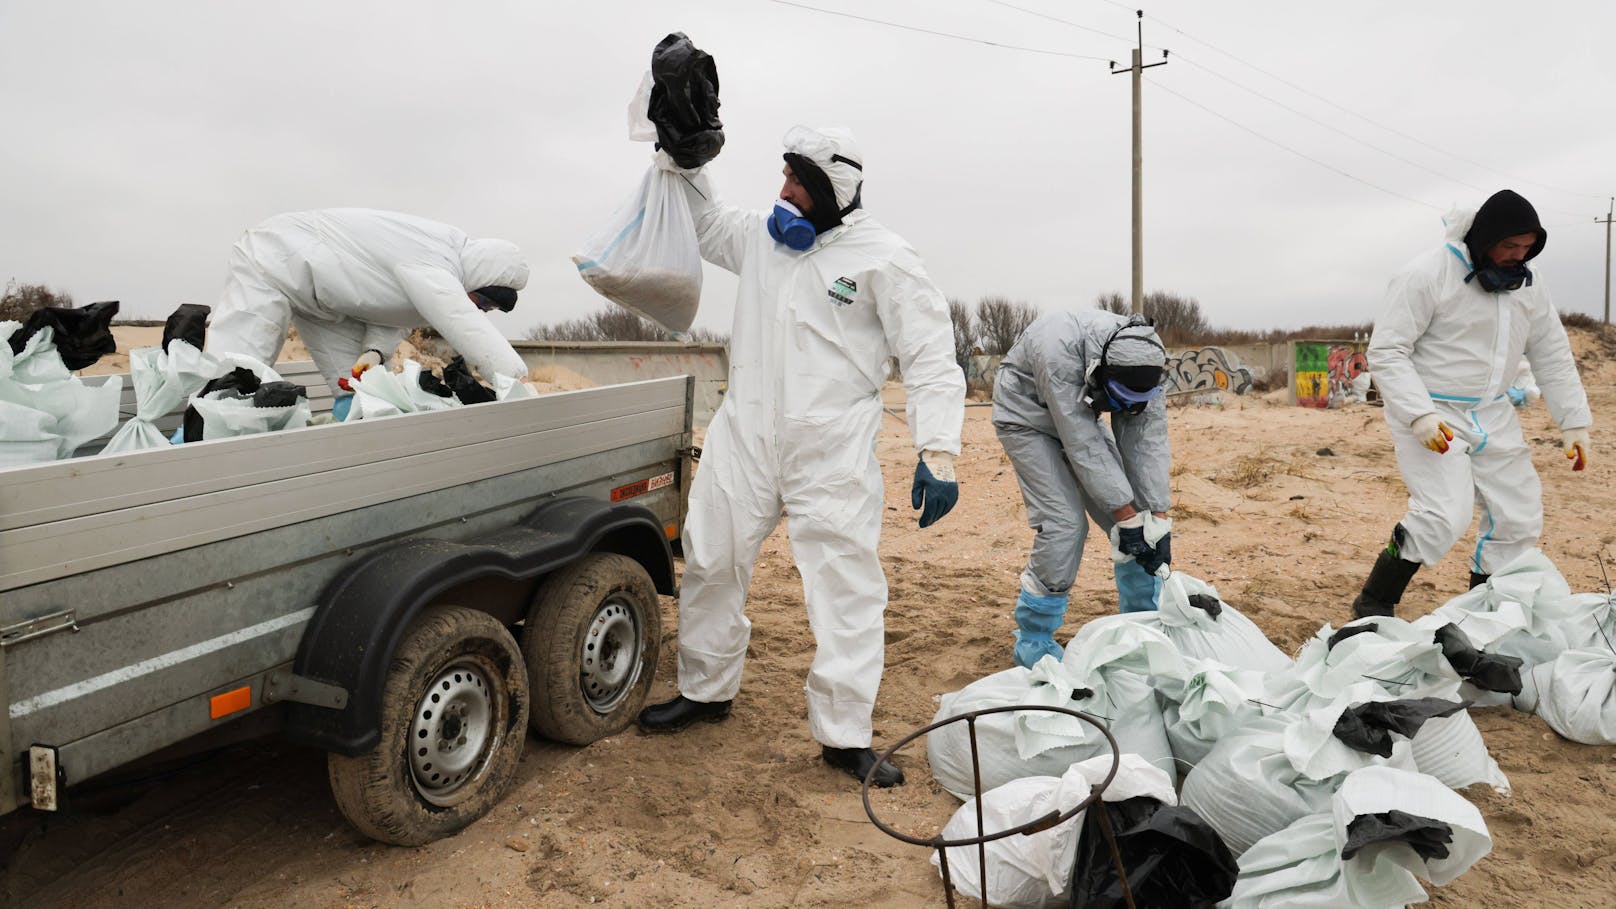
767, 0, 1113, 61
1149, 78, 1444, 211
1143, 15, 1610, 202
980, 0, 1131, 44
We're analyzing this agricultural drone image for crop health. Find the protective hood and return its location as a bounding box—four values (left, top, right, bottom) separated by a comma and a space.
1458, 189, 1546, 267
460, 238, 530, 292
783, 125, 864, 212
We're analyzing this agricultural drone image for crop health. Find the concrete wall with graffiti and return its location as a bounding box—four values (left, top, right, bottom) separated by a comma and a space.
1292, 339, 1372, 408
1164, 347, 1256, 395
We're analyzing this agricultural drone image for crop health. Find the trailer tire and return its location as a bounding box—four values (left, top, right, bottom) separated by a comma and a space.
327, 605, 529, 846
523, 553, 662, 745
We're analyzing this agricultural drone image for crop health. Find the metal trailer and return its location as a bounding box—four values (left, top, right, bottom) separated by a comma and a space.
0, 366, 694, 845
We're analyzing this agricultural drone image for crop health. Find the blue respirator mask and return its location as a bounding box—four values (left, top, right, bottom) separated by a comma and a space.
766, 200, 816, 251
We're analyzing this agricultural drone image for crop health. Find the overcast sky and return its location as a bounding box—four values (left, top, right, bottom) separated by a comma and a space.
3, 0, 1612, 339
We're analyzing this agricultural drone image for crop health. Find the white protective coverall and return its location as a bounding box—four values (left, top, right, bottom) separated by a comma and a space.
672, 126, 965, 747
1369, 208, 1592, 573
205, 208, 530, 395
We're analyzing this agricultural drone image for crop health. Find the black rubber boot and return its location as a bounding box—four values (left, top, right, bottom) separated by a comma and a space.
822, 746, 905, 788
1469, 572, 1490, 590
636, 695, 732, 733
1352, 533, 1422, 619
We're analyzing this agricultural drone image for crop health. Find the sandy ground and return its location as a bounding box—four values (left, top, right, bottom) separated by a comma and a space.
6, 330, 1616, 908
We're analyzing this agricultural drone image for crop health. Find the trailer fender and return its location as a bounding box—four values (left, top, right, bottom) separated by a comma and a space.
285, 497, 674, 755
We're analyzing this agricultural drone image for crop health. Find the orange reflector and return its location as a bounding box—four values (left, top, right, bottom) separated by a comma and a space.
210, 686, 252, 719
664, 523, 678, 540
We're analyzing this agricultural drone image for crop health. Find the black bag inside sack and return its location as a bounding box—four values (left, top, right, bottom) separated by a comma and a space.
1069, 797, 1238, 909
252, 381, 305, 408
1342, 810, 1454, 862
441, 355, 496, 405
1332, 698, 1470, 757
8, 300, 120, 369
162, 303, 211, 353
649, 32, 724, 168
1326, 623, 1380, 650
183, 367, 260, 441
1186, 593, 1223, 619
1434, 622, 1525, 695
417, 368, 455, 398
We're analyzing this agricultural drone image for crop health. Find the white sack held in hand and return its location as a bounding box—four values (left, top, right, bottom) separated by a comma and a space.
0, 322, 123, 465
1065, 572, 1291, 674
103, 341, 217, 453
573, 162, 703, 333
932, 755, 1175, 909
1225, 765, 1491, 909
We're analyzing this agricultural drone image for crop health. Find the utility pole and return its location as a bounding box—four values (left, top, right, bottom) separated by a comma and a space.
1600, 197, 1614, 324
1111, 11, 1168, 315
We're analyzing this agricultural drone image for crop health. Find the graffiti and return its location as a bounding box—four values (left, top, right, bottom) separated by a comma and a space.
1295, 341, 1370, 407
1164, 347, 1254, 395
1328, 345, 1370, 404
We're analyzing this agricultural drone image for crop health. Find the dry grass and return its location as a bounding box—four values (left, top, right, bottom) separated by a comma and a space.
1170, 502, 1224, 526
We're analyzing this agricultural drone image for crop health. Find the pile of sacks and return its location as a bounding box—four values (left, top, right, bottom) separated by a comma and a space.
920, 562, 1614, 908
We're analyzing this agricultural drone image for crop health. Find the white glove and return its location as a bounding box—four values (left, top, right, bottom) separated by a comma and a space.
351, 348, 385, 378
653, 149, 701, 174
920, 449, 956, 482
1411, 413, 1454, 454
1564, 427, 1591, 472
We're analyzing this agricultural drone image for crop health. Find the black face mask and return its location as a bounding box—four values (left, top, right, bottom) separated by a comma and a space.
1465, 263, 1533, 293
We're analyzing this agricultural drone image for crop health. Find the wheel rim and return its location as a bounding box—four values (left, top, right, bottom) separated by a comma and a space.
409, 658, 498, 807
581, 595, 641, 713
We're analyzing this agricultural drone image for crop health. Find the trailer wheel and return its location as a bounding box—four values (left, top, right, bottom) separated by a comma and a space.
327, 605, 529, 846
523, 553, 662, 745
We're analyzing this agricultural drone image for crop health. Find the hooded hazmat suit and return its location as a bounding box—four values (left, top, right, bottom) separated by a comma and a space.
992, 310, 1173, 665
206, 209, 530, 397
1368, 201, 1591, 575
669, 126, 965, 748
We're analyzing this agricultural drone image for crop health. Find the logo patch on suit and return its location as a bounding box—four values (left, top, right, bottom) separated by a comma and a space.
828, 276, 858, 307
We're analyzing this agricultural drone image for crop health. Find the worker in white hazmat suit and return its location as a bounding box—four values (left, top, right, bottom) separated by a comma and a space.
992, 310, 1173, 667
1353, 189, 1593, 618
635, 126, 965, 788
205, 209, 530, 419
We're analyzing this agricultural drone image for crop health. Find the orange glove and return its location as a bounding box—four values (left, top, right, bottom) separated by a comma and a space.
1412, 414, 1455, 454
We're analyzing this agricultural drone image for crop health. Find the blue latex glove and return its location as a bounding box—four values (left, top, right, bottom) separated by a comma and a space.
911, 457, 958, 528
1506, 386, 1527, 408
332, 394, 354, 422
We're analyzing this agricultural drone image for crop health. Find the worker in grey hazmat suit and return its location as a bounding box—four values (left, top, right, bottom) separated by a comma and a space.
1353, 189, 1593, 618
993, 310, 1173, 668
636, 126, 965, 788
205, 208, 530, 419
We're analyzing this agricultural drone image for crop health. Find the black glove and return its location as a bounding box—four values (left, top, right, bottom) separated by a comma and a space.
1151, 531, 1171, 572
1117, 524, 1159, 571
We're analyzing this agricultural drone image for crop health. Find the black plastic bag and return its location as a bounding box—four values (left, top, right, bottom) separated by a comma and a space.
162, 303, 211, 353
648, 32, 724, 168
1332, 698, 1469, 757
252, 381, 305, 408
1186, 593, 1223, 619
1342, 809, 1454, 861
8, 300, 120, 369
417, 368, 455, 399
183, 367, 261, 441
1326, 622, 1379, 650
1069, 797, 1237, 909
441, 355, 496, 405
1434, 622, 1524, 694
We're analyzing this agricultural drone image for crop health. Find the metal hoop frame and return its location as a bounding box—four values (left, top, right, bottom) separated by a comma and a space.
860, 704, 1137, 909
